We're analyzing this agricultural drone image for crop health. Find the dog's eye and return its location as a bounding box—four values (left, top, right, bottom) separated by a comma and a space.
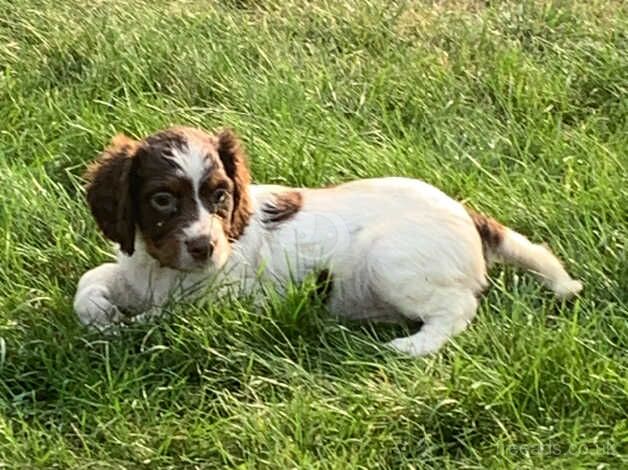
150, 192, 177, 213
211, 189, 229, 205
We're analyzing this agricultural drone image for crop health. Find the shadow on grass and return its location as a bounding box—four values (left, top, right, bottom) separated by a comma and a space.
0, 284, 426, 422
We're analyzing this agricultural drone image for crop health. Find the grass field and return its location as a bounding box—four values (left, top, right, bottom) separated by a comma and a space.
0, 0, 626, 467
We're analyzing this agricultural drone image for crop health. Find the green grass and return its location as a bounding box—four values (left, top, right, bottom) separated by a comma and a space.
0, 0, 626, 467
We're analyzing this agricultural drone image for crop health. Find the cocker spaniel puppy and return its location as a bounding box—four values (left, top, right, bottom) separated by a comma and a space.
74, 127, 582, 356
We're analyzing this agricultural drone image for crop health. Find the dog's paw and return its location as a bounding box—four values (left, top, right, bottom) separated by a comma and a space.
386, 336, 431, 357
387, 337, 415, 355
74, 285, 124, 333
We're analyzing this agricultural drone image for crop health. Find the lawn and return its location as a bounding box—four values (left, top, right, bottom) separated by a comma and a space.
0, 0, 626, 467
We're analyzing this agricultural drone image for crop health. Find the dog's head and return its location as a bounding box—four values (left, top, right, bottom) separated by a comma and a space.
85, 127, 252, 271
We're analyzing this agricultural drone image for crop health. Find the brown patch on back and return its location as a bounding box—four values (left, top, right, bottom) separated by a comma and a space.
467, 208, 505, 250
261, 191, 303, 226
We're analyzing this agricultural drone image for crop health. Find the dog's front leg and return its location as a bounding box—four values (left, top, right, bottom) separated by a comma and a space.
73, 262, 140, 332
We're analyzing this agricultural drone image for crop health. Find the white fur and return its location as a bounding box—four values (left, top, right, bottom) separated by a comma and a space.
74, 236, 217, 332
167, 141, 210, 192
494, 229, 583, 298
74, 177, 582, 355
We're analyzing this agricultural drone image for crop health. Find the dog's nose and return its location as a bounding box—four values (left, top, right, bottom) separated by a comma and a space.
185, 236, 214, 261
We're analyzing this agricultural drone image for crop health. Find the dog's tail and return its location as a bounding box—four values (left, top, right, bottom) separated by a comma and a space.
468, 209, 583, 298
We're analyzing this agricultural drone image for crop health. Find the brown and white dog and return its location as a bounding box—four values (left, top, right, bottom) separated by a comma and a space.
74, 127, 583, 356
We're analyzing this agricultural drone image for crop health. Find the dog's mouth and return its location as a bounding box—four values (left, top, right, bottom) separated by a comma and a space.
180, 260, 215, 273
179, 248, 231, 273
143, 234, 232, 273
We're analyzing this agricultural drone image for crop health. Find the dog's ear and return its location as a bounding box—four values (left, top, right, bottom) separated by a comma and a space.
216, 129, 252, 239
84, 134, 138, 255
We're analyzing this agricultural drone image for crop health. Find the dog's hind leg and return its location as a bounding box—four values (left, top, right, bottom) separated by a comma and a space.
384, 287, 478, 356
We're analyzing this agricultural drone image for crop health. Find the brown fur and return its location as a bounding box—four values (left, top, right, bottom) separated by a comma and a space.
138, 173, 197, 268
142, 128, 187, 156
467, 208, 505, 250
84, 134, 138, 255
132, 129, 212, 267
261, 191, 303, 225
199, 169, 235, 222
215, 129, 253, 240
85, 127, 253, 265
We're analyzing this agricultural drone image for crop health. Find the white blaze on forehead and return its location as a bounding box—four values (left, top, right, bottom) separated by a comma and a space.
165, 140, 213, 191
163, 137, 218, 241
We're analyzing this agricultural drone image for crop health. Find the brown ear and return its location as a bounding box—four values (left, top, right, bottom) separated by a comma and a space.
84, 134, 138, 255
216, 129, 252, 239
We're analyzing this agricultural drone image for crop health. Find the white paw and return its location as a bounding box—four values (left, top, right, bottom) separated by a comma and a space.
127, 306, 164, 324
553, 278, 583, 299
74, 285, 124, 333
386, 337, 428, 357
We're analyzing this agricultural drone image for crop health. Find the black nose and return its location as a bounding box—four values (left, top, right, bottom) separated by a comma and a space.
186, 236, 214, 261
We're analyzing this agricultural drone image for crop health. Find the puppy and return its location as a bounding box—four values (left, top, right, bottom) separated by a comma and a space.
74, 127, 582, 356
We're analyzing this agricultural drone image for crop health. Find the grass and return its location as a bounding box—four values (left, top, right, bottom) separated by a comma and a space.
0, 0, 626, 467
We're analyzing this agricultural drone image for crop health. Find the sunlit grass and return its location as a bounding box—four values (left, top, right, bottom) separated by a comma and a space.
0, 0, 626, 467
